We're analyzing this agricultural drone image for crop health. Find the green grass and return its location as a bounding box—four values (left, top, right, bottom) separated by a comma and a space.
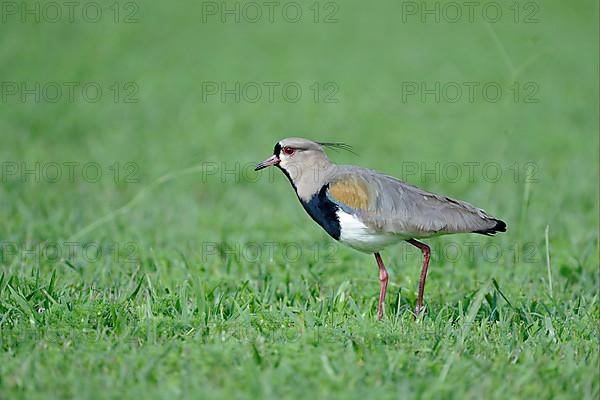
0, 0, 598, 398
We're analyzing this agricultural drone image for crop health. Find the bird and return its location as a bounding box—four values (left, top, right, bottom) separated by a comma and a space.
255, 137, 507, 320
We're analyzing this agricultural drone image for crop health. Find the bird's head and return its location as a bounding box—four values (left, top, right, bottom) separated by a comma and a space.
255, 137, 329, 174
255, 137, 354, 198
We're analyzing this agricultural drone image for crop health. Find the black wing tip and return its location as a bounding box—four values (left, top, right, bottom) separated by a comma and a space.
474, 219, 507, 236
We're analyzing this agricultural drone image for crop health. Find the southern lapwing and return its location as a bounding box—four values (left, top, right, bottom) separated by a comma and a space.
255, 137, 507, 319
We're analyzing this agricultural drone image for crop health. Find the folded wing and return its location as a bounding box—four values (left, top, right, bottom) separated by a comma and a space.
326, 167, 506, 238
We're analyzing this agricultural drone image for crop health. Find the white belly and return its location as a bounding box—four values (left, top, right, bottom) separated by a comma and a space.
337, 211, 402, 253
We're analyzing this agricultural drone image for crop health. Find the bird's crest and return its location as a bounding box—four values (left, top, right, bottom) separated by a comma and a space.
317, 142, 357, 155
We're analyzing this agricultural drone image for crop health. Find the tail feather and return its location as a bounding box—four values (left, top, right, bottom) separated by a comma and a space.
474, 218, 507, 236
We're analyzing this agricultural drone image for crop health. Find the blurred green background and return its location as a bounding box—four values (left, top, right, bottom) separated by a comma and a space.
0, 0, 598, 399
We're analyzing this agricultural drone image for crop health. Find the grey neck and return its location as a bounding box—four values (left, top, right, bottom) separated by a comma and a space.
284, 159, 336, 202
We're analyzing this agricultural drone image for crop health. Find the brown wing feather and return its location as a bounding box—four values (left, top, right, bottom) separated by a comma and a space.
328, 178, 371, 211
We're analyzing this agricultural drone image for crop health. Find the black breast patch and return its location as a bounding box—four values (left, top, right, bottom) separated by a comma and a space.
300, 185, 341, 240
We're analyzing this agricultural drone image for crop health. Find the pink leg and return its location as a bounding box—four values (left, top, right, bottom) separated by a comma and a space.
374, 252, 388, 320
407, 239, 431, 316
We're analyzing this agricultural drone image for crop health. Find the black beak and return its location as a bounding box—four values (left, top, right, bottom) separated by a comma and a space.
255, 154, 280, 171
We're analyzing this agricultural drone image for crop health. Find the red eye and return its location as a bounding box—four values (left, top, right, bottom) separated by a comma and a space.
282, 146, 295, 155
